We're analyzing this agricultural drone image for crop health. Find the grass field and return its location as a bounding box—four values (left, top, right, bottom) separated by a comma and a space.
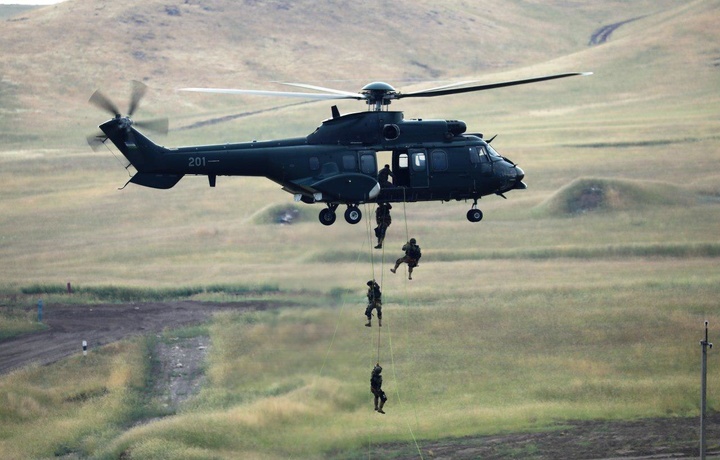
1, 276, 718, 458
1, 0, 720, 458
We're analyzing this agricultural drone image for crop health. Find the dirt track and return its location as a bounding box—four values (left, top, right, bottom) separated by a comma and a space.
1, 301, 718, 459
0, 301, 269, 375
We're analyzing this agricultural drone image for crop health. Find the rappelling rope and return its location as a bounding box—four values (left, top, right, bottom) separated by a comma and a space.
364, 202, 383, 365
317, 230, 370, 378
388, 187, 424, 458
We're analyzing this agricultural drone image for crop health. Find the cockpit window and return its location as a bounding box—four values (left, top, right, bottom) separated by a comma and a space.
469, 146, 489, 164
469, 146, 481, 164
486, 144, 501, 158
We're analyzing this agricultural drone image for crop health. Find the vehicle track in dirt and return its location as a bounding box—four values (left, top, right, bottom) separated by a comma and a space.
588, 17, 644, 46
0, 300, 272, 375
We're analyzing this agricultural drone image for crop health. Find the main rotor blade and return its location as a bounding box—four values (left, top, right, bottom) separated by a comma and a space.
412, 80, 478, 92
134, 117, 169, 135
401, 72, 592, 99
273, 82, 363, 98
128, 80, 148, 117
88, 90, 121, 117
179, 87, 361, 100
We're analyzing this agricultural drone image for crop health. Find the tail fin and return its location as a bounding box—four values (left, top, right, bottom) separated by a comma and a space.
100, 118, 183, 189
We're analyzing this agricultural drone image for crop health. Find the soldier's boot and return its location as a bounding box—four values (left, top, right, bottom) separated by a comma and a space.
365, 318, 372, 327
390, 264, 398, 274
377, 401, 385, 414
378, 318, 382, 327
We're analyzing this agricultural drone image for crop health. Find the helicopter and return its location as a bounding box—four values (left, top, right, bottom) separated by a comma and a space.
88, 72, 590, 225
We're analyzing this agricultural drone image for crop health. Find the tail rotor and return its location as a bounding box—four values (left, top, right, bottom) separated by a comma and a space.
87, 80, 168, 150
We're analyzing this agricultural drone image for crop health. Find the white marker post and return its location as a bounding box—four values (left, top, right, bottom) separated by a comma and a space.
82, 340, 88, 357
700, 321, 712, 460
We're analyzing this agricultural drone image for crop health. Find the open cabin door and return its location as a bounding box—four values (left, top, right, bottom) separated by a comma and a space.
392, 148, 428, 188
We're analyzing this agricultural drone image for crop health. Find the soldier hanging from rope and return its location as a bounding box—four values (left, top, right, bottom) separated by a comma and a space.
365, 279, 382, 327
370, 362, 387, 414
390, 237, 422, 280
374, 202, 392, 249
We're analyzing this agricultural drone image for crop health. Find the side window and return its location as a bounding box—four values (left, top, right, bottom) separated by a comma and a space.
360, 153, 376, 175
309, 156, 320, 171
411, 151, 426, 171
431, 149, 448, 171
398, 153, 409, 168
342, 154, 357, 171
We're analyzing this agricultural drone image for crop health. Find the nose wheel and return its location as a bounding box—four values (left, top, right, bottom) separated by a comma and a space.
467, 200, 483, 222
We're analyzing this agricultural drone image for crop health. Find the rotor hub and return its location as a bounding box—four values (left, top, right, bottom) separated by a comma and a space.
360, 81, 398, 110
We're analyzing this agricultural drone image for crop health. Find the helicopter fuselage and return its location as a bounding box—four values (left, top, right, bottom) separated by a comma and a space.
100, 109, 525, 225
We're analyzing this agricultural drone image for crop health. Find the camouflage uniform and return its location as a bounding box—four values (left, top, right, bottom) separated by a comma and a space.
374, 203, 392, 249
390, 238, 422, 280
365, 280, 382, 327
370, 363, 387, 413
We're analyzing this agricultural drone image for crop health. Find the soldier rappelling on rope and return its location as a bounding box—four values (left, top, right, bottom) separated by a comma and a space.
390, 238, 422, 280
374, 203, 392, 249
370, 363, 387, 414
365, 279, 382, 327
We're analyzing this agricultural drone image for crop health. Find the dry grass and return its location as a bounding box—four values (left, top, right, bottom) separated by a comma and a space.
93, 291, 718, 458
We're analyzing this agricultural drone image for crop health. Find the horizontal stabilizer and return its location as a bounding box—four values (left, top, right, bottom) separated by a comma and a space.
128, 173, 184, 189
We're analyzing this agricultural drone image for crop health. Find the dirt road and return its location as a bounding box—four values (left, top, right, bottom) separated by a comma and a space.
0, 300, 269, 375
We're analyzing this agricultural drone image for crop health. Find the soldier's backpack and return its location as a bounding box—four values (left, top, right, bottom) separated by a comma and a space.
408, 244, 422, 259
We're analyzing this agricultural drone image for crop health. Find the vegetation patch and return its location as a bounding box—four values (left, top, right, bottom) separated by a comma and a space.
17, 283, 279, 303
0, 304, 46, 339
0, 337, 166, 459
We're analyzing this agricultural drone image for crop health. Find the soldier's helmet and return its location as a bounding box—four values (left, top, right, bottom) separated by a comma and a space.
373, 364, 382, 374
367, 280, 374, 286
409, 238, 416, 244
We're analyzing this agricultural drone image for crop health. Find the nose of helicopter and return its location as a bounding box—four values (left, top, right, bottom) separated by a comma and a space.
514, 165, 527, 189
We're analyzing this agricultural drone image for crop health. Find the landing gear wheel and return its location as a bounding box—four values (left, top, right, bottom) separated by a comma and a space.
467, 208, 483, 222
344, 206, 362, 224
319, 208, 337, 226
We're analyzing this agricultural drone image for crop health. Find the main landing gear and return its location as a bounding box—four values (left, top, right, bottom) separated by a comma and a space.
319, 204, 362, 226
466, 199, 483, 223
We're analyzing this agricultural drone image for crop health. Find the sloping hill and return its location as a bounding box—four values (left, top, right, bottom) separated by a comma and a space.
0, 0, 706, 148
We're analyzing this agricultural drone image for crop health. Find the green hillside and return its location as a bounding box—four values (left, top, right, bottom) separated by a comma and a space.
1, 0, 719, 458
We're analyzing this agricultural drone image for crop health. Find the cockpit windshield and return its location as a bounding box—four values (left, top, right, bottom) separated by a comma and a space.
485, 143, 501, 158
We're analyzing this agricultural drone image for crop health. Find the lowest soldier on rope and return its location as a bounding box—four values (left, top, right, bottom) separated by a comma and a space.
370, 363, 387, 414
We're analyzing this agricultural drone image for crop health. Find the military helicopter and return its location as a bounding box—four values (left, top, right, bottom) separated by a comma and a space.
88, 72, 590, 225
